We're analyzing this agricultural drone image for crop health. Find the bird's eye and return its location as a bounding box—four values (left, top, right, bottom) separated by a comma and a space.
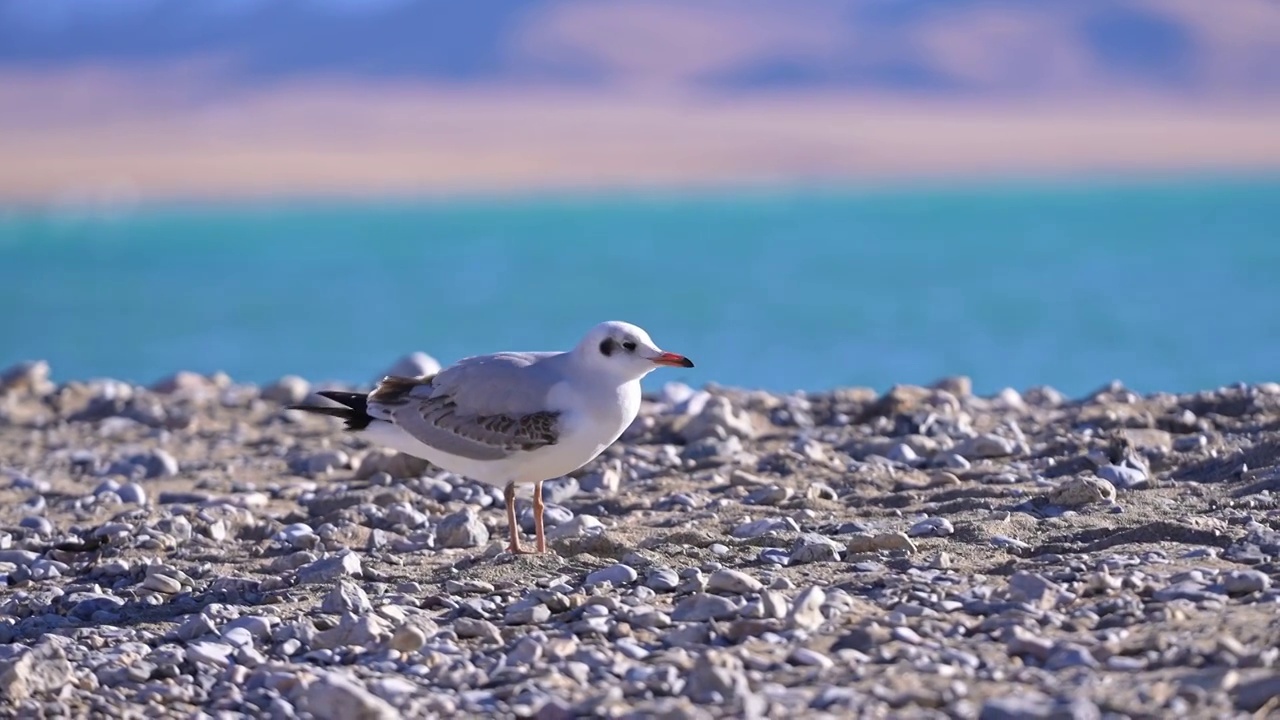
598, 338, 616, 356
622, 340, 637, 352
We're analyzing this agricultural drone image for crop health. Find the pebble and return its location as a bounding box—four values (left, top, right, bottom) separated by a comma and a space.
681, 397, 756, 442
1097, 464, 1149, 490
518, 503, 573, 532
225, 615, 274, 639
436, 508, 490, 548
887, 443, 920, 465
0, 549, 40, 566
0, 639, 72, 700
261, 375, 311, 405
738, 591, 785, 621
506, 603, 551, 626
979, 694, 1100, 720
1174, 434, 1208, 452
930, 471, 962, 486
1045, 643, 1100, 670
1106, 655, 1146, 671
683, 649, 754, 705
158, 491, 211, 504
1006, 626, 1053, 660
379, 352, 442, 381
295, 551, 363, 585
580, 466, 621, 494
1223, 569, 1271, 595
672, 594, 739, 622
807, 482, 839, 501
846, 532, 918, 554
788, 533, 843, 564
646, 568, 680, 592
150, 370, 211, 395
117, 482, 147, 505
321, 579, 373, 614
954, 433, 1016, 459
1007, 571, 1074, 610
19, 516, 53, 535
991, 535, 1031, 551
454, 618, 502, 643
585, 563, 638, 588
388, 624, 427, 653
187, 642, 235, 667
891, 626, 922, 644
758, 547, 790, 565
279, 523, 321, 550
1050, 476, 1117, 506
313, 613, 390, 650
907, 516, 955, 538
135, 449, 180, 479
789, 647, 835, 669
1234, 673, 1280, 712
731, 517, 799, 538
222, 626, 254, 648
745, 484, 793, 505
304, 449, 350, 476
302, 673, 399, 720
788, 586, 826, 631
706, 568, 764, 595
0, 360, 53, 396
541, 477, 580, 505
141, 573, 182, 594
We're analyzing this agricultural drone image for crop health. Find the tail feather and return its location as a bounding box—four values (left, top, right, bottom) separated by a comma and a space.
290, 390, 375, 430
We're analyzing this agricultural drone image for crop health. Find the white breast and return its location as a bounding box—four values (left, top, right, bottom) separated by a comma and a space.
537, 376, 641, 476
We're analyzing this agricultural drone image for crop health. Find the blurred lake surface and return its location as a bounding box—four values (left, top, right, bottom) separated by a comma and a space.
2, 175, 1277, 397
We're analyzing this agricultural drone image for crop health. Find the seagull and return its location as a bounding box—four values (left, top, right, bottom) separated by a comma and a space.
289, 321, 694, 554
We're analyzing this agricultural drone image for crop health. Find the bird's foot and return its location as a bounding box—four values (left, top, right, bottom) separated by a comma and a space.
503, 543, 557, 557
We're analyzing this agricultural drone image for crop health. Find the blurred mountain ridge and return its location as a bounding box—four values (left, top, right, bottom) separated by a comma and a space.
2, 0, 1278, 100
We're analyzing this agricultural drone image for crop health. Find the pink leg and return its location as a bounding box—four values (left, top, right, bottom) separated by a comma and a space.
503, 481, 532, 554
533, 480, 548, 554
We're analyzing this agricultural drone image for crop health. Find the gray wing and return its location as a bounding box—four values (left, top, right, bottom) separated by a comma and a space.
366, 352, 565, 461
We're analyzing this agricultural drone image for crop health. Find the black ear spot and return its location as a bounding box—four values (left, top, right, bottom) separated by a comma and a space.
599, 338, 616, 357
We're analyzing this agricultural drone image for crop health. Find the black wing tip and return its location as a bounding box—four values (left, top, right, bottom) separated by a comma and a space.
289, 391, 374, 430
315, 390, 369, 408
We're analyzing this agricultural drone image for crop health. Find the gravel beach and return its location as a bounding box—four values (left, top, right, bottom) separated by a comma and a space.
3, 359, 1280, 719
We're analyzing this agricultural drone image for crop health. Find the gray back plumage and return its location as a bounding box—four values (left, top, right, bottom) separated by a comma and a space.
367, 351, 569, 461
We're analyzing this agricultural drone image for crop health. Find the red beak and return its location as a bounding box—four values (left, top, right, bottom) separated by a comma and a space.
652, 352, 694, 368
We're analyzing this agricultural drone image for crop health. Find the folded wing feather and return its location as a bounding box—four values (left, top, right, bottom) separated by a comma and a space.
366, 351, 564, 462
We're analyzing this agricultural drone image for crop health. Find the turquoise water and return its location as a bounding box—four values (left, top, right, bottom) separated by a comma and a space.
2, 176, 1277, 397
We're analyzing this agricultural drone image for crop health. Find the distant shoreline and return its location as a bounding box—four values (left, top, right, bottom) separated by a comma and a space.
2, 168, 1277, 216
3, 72, 1279, 207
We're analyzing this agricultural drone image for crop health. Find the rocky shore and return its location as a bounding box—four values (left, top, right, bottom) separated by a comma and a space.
2, 359, 1280, 719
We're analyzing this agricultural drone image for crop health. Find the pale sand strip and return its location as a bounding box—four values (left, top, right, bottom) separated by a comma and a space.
2, 76, 1279, 204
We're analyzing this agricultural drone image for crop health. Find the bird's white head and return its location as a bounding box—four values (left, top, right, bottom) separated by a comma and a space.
572, 320, 694, 382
